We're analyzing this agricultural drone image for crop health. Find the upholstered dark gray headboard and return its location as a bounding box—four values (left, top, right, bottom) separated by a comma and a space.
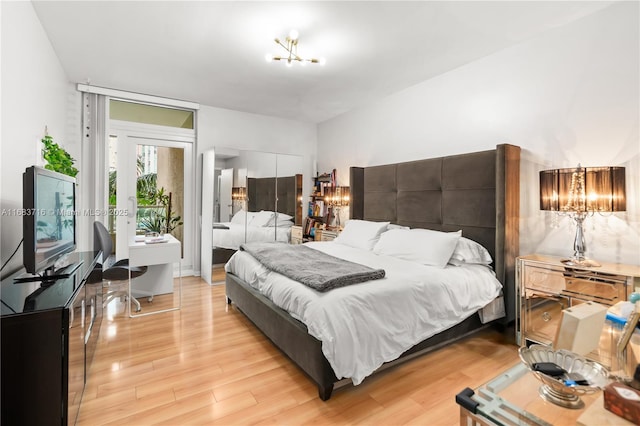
349, 144, 520, 323
247, 174, 302, 224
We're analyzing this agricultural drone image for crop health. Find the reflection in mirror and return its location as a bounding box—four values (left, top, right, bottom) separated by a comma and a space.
247, 151, 277, 240
128, 271, 182, 318
128, 233, 182, 318
218, 168, 233, 222
276, 153, 304, 227
209, 148, 304, 277
211, 149, 245, 267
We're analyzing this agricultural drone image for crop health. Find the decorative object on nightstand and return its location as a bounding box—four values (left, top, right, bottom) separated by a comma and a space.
554, 301, 607, 356
609, 301, 640, 383
539, 165, 626, 267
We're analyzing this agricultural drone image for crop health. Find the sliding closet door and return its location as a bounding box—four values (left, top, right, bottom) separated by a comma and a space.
203, 148, 305, 285
219, 169, 233, 222
246, 151, 277, 212
276, 153, 304, 227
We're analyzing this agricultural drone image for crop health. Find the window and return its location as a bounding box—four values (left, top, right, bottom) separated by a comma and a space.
109, 100, 194, 129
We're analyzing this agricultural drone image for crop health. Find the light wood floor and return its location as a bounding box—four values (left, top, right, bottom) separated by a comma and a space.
78, 270, 519, 425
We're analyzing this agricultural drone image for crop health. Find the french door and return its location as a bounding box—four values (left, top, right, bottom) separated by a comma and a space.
109, 124, 193, 272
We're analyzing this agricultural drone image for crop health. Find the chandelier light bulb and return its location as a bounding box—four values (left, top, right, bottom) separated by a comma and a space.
265, 53, 273, 62
289, 29, 299, 41
286, 59, 293, 67
318, 57, 326, 66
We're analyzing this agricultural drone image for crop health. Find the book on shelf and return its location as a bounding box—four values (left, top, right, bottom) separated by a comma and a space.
303, 217, 314, 236
303, 217, 327, 237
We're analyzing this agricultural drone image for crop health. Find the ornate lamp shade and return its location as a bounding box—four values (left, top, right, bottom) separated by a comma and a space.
231, 187, 247, 201
539, 166, 626, 213
335, 186, 350, 207
539, 165, 626, 267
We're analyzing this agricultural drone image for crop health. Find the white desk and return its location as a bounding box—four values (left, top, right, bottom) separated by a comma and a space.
128, 234, 181, 317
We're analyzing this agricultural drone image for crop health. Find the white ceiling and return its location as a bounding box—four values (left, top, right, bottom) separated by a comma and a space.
32, 1, 614, 123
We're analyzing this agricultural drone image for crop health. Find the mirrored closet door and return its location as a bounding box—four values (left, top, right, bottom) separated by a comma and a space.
200, 148, 303, 284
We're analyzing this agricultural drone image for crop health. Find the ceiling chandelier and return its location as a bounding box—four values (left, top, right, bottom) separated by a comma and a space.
266, 30, 325, 67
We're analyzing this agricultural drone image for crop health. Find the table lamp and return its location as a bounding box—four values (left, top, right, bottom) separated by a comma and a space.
539, 164, 625, 267
326, 186, 350, 228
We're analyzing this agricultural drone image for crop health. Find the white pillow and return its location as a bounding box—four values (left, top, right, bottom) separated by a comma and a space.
248, 210, 275, 227
230, 209, 255, 225
373, 228, 461, 268
266, 212, 294, 227
333, 220, 390, 251
449, 237, 493, 266
272, 219, 294, 228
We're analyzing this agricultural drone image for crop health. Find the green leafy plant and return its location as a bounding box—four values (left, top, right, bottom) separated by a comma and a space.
41, 133, 78, 177
137, 188, 183, 234
108, 158, 154, 205
108, 155, 182, 234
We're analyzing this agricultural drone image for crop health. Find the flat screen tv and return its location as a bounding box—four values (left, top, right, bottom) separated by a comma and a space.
22, 166, 77, 280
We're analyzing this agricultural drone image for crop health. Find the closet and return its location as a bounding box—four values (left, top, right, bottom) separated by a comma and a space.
200, 148, 304, 284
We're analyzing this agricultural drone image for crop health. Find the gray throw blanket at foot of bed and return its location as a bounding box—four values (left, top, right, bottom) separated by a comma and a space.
239, 242, 385, 291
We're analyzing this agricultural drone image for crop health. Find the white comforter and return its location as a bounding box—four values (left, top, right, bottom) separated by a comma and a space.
213, 222, 291, 250
225, 241, 502, 385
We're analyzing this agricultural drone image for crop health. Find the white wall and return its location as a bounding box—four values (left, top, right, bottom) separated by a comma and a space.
198, 105, 317, 155
196, 105, 316, 273
318, 2, 639, 266
197, 105, 316, 201
0, 2, 75, 277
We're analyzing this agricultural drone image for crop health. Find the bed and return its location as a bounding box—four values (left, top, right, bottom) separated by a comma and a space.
225, 144, 520, 400
212, 174, 302, 263
212, 221, 293, 250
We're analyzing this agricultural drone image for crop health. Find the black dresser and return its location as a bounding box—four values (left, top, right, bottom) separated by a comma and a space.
1, 251, 102, 425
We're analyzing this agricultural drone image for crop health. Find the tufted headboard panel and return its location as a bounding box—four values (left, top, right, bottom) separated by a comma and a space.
349, 144, 520, 323
247, 174, 302, 224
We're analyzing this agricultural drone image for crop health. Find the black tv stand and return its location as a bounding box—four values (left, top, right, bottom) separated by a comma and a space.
13, 262, 83, 284
1, 251, 100, 425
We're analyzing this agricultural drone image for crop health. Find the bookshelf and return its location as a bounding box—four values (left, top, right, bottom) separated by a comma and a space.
302, 169, 349, 240
309, 171, 333, 219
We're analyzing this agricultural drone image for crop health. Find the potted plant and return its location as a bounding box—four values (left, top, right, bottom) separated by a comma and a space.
41, 131, 78, 177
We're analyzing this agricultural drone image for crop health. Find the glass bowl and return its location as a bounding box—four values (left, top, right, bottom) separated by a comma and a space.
518, 344, 611, 409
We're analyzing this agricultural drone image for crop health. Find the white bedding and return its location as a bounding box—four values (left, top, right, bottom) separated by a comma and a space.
212, 222, 291, 250
225, 241, 502, 385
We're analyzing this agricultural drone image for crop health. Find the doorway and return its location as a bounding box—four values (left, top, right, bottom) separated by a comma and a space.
109, 129, 193, 261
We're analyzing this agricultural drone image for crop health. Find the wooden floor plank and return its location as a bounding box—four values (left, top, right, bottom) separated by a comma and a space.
78, 272, 519, 425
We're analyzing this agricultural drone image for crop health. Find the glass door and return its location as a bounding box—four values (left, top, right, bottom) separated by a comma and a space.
111, 132, 191, 316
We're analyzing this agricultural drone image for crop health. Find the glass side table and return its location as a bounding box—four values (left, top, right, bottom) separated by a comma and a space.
456, 362, 633, 425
